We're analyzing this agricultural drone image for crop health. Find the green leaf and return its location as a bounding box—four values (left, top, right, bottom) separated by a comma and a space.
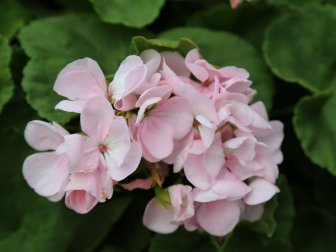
187, 3, 280, 48
69, 196, 132, 252
19, 14, 142, 124
160, 27, 274, 110
0, 36, 14, 113
293, 93, 336, 175
90, 0, 165, 28
131, 36, 198, 56
149, 228, 216, 252
0, 0, 27, 38
292, 209, 336, 252
263, 5, 336, 93
219, 176, 294, 252
0, 129, 81, 251
105, 194, 152, 252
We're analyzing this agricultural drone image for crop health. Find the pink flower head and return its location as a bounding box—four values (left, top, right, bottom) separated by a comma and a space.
23, 120, 70, 201
53, 58, 108, 113
23, 44, 284, 235
143, 185, 194, 233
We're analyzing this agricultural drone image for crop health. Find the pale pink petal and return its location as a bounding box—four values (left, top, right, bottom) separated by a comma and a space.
188, 88, 218, 123
251, 101, 268, 120
23, 152, 68, 198
65, 172, 100, 214
80, 97, 114, 143
54, 58, 106, 100
109, 55, 147, 99
24, 120, 67, 151
185, 49, 209, 82
212, 178, 251, 201
151, 96, 194, 140
106, 141, 141, 181
202, 133, 225, 177
184, 154, 212, 190
196, 200, 241, 236
105, 118, 132, 166
163, 131, 193, 172
55, 100, 86, 113
161, 51, 190, 77
136, 97, 162, 125
140, 49, 161, 76
63, 134, 100, 173
244, 178, 279, 205
198, 123, 215, 148
121, 177, 154, 191
113, 93, 137, 111
193, 188, 222, 203
138, 117, 174, 160
220, 66, 249, 79
135, 85, 171, 108
143, 198, 179, 234
65, 190, 98, 214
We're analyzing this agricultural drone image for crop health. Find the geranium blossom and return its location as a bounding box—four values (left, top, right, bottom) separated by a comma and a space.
23, 46, 284, 236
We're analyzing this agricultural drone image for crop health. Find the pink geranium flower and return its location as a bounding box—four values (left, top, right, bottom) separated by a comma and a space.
68, 96, 142, 181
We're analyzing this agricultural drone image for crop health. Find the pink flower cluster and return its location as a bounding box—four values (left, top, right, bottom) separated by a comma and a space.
23, 48, 283, 236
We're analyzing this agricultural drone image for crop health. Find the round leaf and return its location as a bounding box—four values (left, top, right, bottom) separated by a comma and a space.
294, 93, 336, 175
0, 0, 27, 38
19, 14, 142, 123
0, 36, 14, 113
90, 0, 165, 28
263, 5, 336, 93
160, 27, 274, 110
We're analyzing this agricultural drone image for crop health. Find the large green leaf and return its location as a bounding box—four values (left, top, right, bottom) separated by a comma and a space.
90, 0, 165, 28
101, 194, 152, 252
187, 3, 280, 48
263, 5, 336, 93
0, 128, 81, 251
0, 0, 27, 38
292, 208, 336, 252
160, 27, 274, 110
19, 14, 142, 124
293, 93, 336, 175
0, 36, 14, 113
69, 196, 132, 252
149, 228, 216, 252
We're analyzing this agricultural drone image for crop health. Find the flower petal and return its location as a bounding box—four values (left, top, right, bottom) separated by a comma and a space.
24, 120, 67, 151
53, 58, 106, 100
138, 117, 174, 160
106, 141, 141, 181
80, 97, 114, 142
23, 152, 68, 198
143, 198, 179, 234
196, 200, 241, 236
244, 178, 279, 205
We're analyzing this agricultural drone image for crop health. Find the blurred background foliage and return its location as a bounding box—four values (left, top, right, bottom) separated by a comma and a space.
0, 0, 335, 251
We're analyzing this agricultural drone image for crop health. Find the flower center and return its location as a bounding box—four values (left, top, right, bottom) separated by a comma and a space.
99, 144, 108, 153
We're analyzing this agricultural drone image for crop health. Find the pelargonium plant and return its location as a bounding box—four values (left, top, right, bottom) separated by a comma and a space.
22, 38, 283, 237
